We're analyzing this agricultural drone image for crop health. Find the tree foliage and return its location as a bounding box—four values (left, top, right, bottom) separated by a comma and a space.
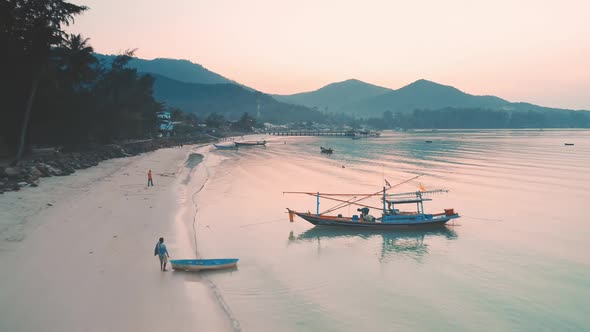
231, 112, 256, 132
360, 108, 590, 130
1, 1, 164, 157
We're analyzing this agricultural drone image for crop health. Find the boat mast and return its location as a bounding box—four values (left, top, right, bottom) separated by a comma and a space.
316, 192, 320, 216
418, 191, 424, 214
382, 186, 386, 216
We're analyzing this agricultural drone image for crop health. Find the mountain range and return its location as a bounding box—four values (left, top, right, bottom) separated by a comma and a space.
96, 54, 587, 122
276, 78, 578, 116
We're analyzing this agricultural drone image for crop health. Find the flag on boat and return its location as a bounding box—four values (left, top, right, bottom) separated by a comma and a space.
385, 179, 392, 188
419, 183, 426, 192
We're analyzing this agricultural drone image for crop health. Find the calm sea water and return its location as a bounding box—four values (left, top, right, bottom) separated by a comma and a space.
184, 130, 590, 332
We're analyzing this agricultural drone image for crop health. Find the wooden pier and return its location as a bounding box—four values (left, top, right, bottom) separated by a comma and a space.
265, 130, 357, 137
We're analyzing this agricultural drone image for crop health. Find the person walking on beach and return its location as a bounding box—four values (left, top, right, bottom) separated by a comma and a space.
154, 237, 170, 271
147, 170, 154, 187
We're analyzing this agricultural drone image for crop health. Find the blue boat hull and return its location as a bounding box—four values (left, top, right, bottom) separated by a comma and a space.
170, 258, 239, 271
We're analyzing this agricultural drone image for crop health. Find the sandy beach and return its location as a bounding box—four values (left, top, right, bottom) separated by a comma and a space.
0, 145, 235, 332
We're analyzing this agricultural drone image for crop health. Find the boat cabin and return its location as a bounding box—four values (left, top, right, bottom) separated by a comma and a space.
385, 191, 431, 215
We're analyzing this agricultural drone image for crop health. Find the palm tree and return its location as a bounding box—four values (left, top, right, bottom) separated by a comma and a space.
15, 0, 88, 162
54, 34, 97, 87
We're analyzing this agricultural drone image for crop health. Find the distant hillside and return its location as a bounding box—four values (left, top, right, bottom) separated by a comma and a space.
95, 54, 236, 85
337, 79, 578, 116
149, 74, 325, 123
273, 79, 391, 111
95, 53, 587, 123
339, 79, 507, 115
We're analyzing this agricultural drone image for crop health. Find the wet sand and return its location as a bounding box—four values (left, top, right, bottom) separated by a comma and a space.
0, 146, 234, 332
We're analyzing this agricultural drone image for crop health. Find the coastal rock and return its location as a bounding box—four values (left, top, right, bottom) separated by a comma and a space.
2, 135, 213, 192
27, 166, 42, 180
35, 163, 52, 177
46, 165, 63, 176
4, 167, 22, 178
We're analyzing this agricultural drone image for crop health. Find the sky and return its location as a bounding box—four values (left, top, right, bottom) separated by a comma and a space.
70, 0, 590, 109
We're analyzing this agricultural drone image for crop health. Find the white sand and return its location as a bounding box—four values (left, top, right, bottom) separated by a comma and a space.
0, 146, 234, 332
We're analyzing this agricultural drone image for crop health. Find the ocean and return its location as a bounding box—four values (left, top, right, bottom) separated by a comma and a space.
183, 130, 590, 331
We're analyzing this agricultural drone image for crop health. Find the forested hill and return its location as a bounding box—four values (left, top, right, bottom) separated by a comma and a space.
150, 74, 326, 123
275, 78, 587, 117
338, 79, 578, 116
94, 54, 329, 123
95, 54, 236, 85
340, 79, 508, 115
273, 79, 391, 111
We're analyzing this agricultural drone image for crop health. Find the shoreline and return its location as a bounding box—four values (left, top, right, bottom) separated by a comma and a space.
0, 144, 235, 332
0, 136, 217, 194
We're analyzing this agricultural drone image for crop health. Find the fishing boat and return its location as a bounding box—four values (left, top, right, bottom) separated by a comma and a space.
351, 133, 361, 140
235, 140, 266, 146
320, 146, 333, 154
170, 258, 239, 272
285, 179, 459, 229
214, 142, 237, 149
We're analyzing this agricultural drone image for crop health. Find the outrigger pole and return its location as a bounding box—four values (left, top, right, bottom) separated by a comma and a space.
284, 174, 425, 216
283, 175, 425, 197
387, 189, 448, 197
321, 174, 425, 212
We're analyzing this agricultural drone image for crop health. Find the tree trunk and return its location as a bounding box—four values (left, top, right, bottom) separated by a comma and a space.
15, 72, 42, 163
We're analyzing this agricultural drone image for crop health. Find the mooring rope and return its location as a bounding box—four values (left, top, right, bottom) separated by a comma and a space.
239, 217, 286, 228
462, 215, 503, 222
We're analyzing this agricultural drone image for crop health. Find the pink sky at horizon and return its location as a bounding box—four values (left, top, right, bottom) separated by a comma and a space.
70, 0, 590, 109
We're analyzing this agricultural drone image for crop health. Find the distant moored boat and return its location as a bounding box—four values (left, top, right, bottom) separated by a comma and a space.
235, 140, 266, 146
214, 142, 236, 149
320, 146, 333, 154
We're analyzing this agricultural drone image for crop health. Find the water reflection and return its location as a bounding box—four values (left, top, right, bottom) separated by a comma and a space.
289, 227, 457, 261
311, 133, 473, 169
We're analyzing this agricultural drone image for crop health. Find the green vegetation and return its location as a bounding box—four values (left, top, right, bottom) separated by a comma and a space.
2, 1, 588, 163
1, 0, 164, 161
150, 74, 328, 123
363, 108, 590, 129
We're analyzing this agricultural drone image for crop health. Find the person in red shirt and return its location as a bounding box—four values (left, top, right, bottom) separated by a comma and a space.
147, 170, 154, 187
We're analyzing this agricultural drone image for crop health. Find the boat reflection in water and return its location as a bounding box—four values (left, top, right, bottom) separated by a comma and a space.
289, 226, 457, 261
